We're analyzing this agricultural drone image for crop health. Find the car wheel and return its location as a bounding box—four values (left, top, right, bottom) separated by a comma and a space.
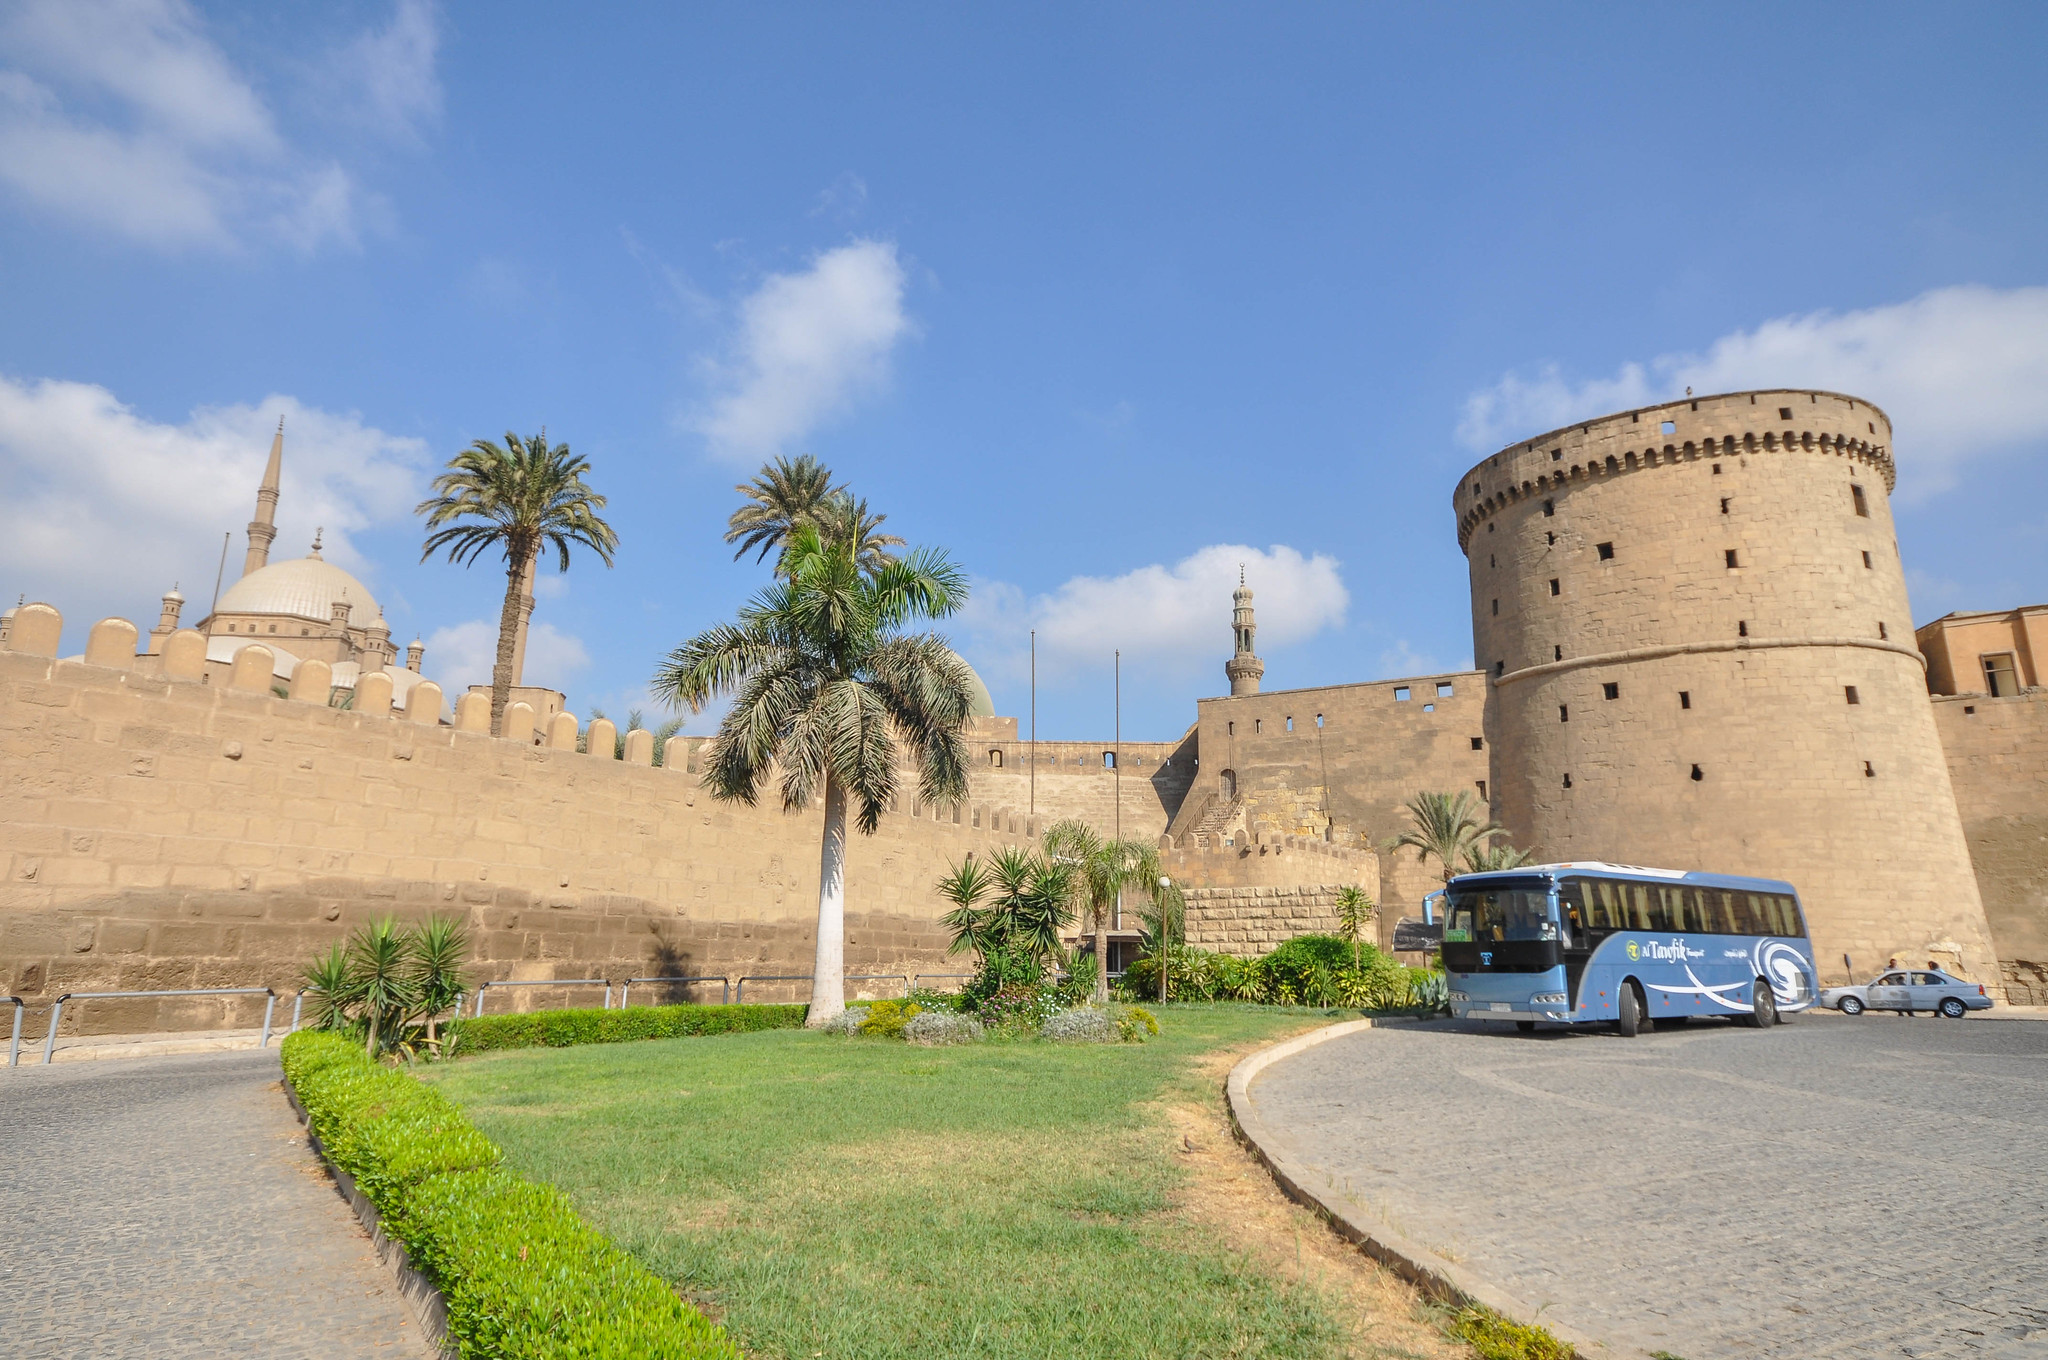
1745, 979, 1778, 1029
1616, 984, 1643, 1037
1839, 996, 1864, 1016
1939, 998, 1966, 1019
1515, 1020, 1536, 1033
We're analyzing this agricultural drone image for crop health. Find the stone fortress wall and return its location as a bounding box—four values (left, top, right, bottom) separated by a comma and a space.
1451, 389, 1999, 985
0, 605, 1374, 1034
1930, 691, 2048, 1003
1170, 674, 1488, 945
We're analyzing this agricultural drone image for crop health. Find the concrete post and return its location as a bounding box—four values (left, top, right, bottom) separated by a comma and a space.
4, 603, 61, 656
547, 712, 579, 750
355, 670, 394, 715
409, 680, 445, 725
454, 691, 491, 733
623, 728, 653, 765
503, 701, 536, 744
586, 718, 617, 759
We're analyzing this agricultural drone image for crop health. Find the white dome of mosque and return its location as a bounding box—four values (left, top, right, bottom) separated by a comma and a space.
952, 650, 996, 718
215, 546, 383, 625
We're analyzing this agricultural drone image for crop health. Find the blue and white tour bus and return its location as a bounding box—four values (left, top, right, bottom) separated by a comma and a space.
1439, 862, 1817, 1034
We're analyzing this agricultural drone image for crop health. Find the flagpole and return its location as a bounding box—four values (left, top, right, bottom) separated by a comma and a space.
1029, 629, 1036, 821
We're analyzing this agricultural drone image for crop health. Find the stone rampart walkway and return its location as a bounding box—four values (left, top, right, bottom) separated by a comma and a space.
1244, 1014, 2048, 1359
0, 1049, 424, 1358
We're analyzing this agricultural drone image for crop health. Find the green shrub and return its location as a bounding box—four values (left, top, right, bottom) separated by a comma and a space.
1448, 1306, 1575, 1360
282, 1031, 737, 1360
856, 999, 923, 1038
445, 1002, 805, 1054
1116, 1005, 1160, 1042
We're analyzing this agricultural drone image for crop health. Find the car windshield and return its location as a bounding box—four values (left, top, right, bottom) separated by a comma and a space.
1444, 886, 1556, 943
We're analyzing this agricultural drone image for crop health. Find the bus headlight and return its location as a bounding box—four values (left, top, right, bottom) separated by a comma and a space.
1530, 993, 1568, 1006
1448, 991, 1469, 1002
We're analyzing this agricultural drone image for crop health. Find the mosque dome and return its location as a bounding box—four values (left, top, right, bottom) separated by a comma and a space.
952, 650, 996, 718
215, 552, 382, 624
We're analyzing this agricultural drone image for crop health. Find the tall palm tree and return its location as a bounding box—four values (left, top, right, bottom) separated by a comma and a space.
1042, 819, 1162, 1006
1385, 790, 1503, 889
417, 432, 618, 736
811, 492, 905, 575
723, 454, 839, 567
653, 525, 973, 1027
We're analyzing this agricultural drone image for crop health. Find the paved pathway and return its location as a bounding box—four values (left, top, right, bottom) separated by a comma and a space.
1247, 1012, 2048, 1360
0, 1050, 425, 1358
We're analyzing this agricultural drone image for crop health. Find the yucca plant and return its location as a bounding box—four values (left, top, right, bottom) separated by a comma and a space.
300, 943, 356, 1032
410, 914, 470, 1047
1334, 885, 1376, 969
347, 917, 421, 1057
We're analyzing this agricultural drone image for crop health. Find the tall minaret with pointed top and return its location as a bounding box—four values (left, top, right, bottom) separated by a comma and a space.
242, 417, 284, 578
1225, 566, 1264, 697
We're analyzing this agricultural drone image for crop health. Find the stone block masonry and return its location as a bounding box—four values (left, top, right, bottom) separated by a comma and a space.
1931, 690, 2048, 1003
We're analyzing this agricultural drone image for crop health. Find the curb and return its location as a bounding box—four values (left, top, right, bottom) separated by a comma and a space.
1224, 1020, 1652, 1360
282, 1075, 455, 1360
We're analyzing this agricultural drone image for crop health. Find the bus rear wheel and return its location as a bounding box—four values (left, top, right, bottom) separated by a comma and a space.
1745, 980, 1778, 1029
1616, 984, 1644, 1037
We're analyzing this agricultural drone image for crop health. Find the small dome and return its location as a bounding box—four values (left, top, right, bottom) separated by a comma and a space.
162, 586, 185, 603
215, 554, 381, 624
950, 649, 996, 718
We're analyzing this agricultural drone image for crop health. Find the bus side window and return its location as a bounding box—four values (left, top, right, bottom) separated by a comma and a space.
1557, 883, 1586, 947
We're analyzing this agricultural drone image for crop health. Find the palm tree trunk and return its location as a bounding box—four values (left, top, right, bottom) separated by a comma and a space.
490, 547, 529, 736
1093, 900, 1110, 1007
805, 773, 849, 1028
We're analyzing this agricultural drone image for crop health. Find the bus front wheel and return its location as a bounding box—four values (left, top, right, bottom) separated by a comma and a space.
1616, 984, 1644, 1037
1745, 979, 1778, 1029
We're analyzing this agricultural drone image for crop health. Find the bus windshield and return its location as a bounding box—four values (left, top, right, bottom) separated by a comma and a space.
1443, 884, 1557, 943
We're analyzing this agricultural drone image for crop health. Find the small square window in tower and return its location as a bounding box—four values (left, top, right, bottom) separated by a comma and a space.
1437, 682, 1454, 697
1679, 691, 1691, 709
1492, 598, 1499, 616
1845, 686, 1860, 705
1559, 704, 1569, 723
1596, 542, 1614, 560
1393, 686, 1410, 701
1661, 420, 1676, 435
1285, 716, 1294, 732
1983, 654, 2021, 698
1862, 551, 1873, 569
1720, 497, 1730, 514
1542, 499, 1555, 517
989, 749, 1003, 767
1725, 549, 1740, 568
1779, 407, 1794, 420
1470, 736, 1484, 751
1603, 682, 1619, 700
1851, 484, 1869, 517
1549, 578, 1561, 596
1254, 719, 1262, 733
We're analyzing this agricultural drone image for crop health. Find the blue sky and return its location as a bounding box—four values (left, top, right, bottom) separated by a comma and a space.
3, 2, 2045, 740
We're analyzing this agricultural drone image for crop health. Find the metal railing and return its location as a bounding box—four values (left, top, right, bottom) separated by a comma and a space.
909, 973, 973, 992
618, 976, 731, 1007
470, 978, 612, 1017
6, 997, 22, 1068
734, 974, 809, 1004
40, 987, 277, 1065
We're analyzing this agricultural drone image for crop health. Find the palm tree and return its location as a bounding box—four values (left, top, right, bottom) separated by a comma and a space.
723, 454, 839, 567
1334, 885, 1377, 968
1462, 841, 1537, 874
417, 432, 618, 736
1385, 790, 1503, 888
811, 492, 905, 575
1043, 820, 1162, 1006
653, 525, 973, 1027
409, 914, 470, 1048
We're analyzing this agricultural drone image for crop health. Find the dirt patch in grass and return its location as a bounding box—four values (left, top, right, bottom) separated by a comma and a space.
1159, 1032, 1472, 1360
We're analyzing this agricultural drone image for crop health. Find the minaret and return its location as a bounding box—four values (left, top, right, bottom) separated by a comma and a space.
1225, 566, 1264, 697
151, 585, 185, 648
406, 637, 425, 673
242, 417, 284, 578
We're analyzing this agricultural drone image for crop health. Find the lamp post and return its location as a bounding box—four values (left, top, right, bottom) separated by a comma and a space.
1157, 875, 1172, 1003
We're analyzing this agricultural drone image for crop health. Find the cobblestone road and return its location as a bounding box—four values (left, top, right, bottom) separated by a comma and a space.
0, 1050, 425, 1359
1247, 1013, 2048, 1360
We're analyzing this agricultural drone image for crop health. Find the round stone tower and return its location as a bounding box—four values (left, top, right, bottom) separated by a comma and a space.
1454, 389, 1997, 984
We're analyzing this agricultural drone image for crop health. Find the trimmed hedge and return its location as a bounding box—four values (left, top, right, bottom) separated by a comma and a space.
447, 1002, 807, 1054
282, 1030, 738, 1359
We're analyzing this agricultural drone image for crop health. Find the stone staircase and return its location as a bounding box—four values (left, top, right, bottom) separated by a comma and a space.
1189, 797, 1245, 848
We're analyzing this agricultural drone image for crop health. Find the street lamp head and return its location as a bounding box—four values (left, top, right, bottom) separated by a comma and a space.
1158, 876, 1171, 889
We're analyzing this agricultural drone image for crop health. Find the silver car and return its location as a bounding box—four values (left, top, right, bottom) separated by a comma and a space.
1818, 969, 1994, 1018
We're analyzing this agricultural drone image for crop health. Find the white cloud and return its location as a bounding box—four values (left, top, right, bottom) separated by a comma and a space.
0, 374, 425, 626
1375, 639, 1447, 680
0, 0, 435, 250
1458, 285, 2048, 495
336, 0, 441, 145
693, 239, 913, 464
424, 618, 590, 697
955, 544, 1349, 684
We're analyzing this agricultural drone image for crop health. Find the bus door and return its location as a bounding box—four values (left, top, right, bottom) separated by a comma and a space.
1556, 880, 1592, 1005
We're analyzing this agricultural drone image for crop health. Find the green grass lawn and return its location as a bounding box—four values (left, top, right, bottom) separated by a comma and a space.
425, 1005, 1393, 1360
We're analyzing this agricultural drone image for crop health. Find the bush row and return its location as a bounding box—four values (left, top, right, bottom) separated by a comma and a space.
281, 1030, 739, 1360
446, 1001, 806, 1053
1120, 934, 1445, 1010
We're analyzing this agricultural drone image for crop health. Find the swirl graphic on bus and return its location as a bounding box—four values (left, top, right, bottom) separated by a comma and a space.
1754, 939, 1814, 1009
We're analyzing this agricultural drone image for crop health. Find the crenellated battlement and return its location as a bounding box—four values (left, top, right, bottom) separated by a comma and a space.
1452, 389, 1897, 553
